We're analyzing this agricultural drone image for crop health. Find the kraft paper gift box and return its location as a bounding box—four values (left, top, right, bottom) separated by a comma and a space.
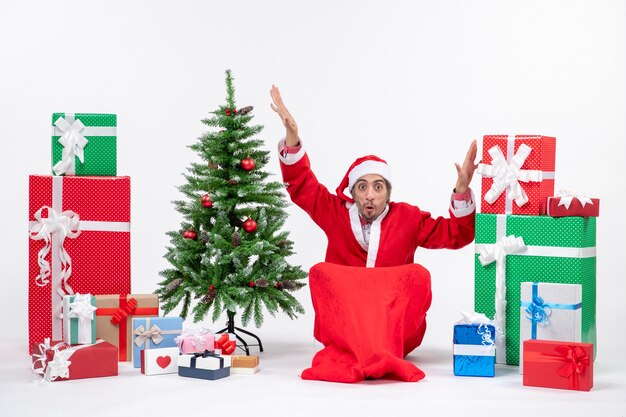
519, 282, 582, 372
141, 347, 179, 376
95, 294, 159, 361
178, 352, 230, 381
62, 293, 97, 345
132, 317, 183, 368
51, 113, 117, 176
541, 192, 600, 218
474, 213, 596, 365
523, 339, 593, 391
229, 355, 259, 374
32, 339, 118, 382
477, 135, 556, 215
175, 327, 215, 354
453, 323, 496, 377
28, 175, 131, 354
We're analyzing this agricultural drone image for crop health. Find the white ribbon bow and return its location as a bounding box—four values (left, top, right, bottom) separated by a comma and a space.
29, 206, 81, 289
134, 324, 165, 347
52, 116, 89, 176
556, 189, 594, 209
477, 144, 543, 208
32, 338, 72, 383
477, 235, 527, 363
67, 293, 97, 323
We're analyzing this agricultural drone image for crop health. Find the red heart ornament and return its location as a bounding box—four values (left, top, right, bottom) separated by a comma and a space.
156, 355, 172, 369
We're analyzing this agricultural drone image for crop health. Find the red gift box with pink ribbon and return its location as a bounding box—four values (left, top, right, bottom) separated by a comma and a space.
523, 339, 593, 391
477, 135, 556, 215
541, 190, 600, 217
28, 175, 131, 354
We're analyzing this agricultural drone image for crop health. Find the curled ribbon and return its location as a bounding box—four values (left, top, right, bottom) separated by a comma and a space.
134, 324, 165, 347
477, 323, 495, 346
524, 294, 552, 327
31, 338, 72, 383
477, 235, 526, 362
29, 206, 81, 289
110, 297, 138, 325
477, 144, 543, 208
556, 189, 594, 209
52, 116, 89, 176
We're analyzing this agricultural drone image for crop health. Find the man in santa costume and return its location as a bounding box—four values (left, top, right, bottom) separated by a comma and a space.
270, 85, 478, 382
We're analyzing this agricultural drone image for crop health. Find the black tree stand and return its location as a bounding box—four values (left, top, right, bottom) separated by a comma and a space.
215, 310, 263, 356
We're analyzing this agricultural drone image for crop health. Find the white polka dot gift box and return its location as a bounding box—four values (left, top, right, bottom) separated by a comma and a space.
28, 175, 131, 354
477, 135, 556, 215
474, 213, 596, 366
51, 113, 117, 176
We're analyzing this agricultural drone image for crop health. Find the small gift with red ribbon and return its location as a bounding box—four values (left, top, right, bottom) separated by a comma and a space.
477, 135, 556, 215
178, 350, 231, 381
95, 294, 159, 361
141, 347, 179, 376
519, 282, 582, 372
541, 189, 600, 217
63, 293, 97, 345
452, 312, 496, 377
28, 175, 131, 354
523, 339, 593, 391
175, 327, 215, 354
31, 338, 118, 382
214, 333, 237, 355
131, 317, 183, 368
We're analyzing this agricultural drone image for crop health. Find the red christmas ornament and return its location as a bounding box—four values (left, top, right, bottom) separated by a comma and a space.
275, 282, 283, 289
183, 228, 197, 240
240, 157, 256, 172
227, 179, 237, 185
242, 218, 257, 233
209, 285, 215, 290
248, 281, 256, 287
232, 108, 237, 114
225, 109, 231, 116
201, 194, 213, 208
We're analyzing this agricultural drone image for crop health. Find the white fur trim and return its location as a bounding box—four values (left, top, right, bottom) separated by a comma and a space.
450, 189, 476, 218
348, 160, 392, 191
277, 138, 306, 165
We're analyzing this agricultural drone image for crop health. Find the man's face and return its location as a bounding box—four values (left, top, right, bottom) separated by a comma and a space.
351, 174, 390, 222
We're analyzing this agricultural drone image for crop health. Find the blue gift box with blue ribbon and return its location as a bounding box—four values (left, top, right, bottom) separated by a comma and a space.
519, 282, 582, 371
453, 323, 496, 377
131, 317, 183, 368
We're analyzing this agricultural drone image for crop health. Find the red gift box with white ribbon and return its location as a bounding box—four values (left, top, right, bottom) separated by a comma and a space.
541, 190, 600, 217
478, 135, 556, 215
28, 175, 131, 354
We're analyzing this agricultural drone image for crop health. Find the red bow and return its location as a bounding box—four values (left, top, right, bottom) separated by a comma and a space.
215, 334, 236, 355
554, 344, 589, 390
110, 297, 138, 325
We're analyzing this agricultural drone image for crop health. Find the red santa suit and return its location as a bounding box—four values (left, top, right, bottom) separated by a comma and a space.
278, 141, 476, 383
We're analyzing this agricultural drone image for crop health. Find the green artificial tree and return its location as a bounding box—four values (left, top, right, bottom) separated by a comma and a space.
156, 70, 307, 350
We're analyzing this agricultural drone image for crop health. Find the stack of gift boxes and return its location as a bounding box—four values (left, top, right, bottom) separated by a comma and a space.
453, 134, 598, 392
29, 113, 259, 383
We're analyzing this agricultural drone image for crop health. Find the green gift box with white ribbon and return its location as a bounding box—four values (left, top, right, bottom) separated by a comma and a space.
474, 213, 596, 366
62, 293, 97, 345
51, 113, 117, 176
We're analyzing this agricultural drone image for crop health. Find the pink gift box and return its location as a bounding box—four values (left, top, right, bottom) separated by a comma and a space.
176, 330, 215, 353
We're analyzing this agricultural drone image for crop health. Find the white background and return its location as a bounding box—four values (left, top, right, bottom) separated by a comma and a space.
1, 1, 625, 415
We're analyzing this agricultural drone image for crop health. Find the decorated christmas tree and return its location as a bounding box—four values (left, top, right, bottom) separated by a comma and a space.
156, 70, 307, 331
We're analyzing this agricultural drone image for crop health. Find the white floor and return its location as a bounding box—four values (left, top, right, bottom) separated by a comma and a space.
2, 331, 625, 417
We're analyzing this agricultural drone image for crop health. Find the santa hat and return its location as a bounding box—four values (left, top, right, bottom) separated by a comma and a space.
335, 155, 392, 203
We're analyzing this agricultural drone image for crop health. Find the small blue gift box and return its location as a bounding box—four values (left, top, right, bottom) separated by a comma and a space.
453, 323, 496, 377
178, 351, 231, 381
131, 317, 183, 368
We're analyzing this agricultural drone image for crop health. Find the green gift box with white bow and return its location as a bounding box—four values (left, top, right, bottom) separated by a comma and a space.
474, 213, 596, 366
62, 293, 97, 345
51, 113, 117, 176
